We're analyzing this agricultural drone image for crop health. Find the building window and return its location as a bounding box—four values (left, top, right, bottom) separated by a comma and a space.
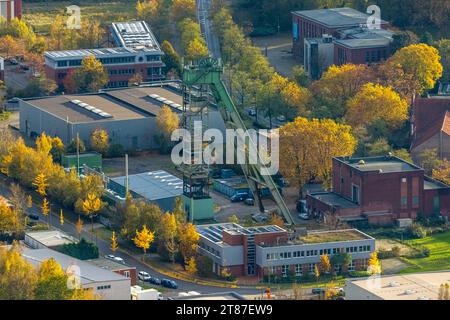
123, 271, 130, 278
352, 185, 360, 204
282, 265, 289, 277
348, 260, 355, 272
309, 263, 315, 274
295, 264, 302, 277
401, 196, 408, 206
433, 196, 441, 214
97, 285, 111, 290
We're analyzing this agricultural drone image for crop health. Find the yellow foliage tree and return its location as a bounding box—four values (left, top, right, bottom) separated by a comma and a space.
158, 212, 178, 262
27, 195, 33, 208
185, 38, 209, 61
33, 173, 48, 196
82, 193, 102, 233
279, 117, 357, 193
268, 213, 285, 228
171, 0, 196, 22
42, 197, 50, 221
381, 43, 443, 100
90, 128, 109, 155
111, 231, 118, 254
185, 256, 197, 274
72, 55, 108, 93
133, 225, 155, 257
346, 83, 409, 129
59, 209, 64, 226
368, 252, 381, 274
319, 254, 331, 274
178, 223, 199, 262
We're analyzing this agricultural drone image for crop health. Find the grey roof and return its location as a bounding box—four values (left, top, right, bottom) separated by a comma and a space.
111, 170, 183, 201
336, 156, 422, 173
45, 46, 155, 61
424, 177, 450, 190
169, 292, 246, 300
111, 21, 161, 51
309, 192, 360, 209
293, 7, 387, 28
22, 248, 128, 285
334, 38, 391, 49
196, 223, 286, 244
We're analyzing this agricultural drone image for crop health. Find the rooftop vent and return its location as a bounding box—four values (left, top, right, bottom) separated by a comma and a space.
404, 289, 416, 295
358, 160, 365, 165
389, 281, 400, 287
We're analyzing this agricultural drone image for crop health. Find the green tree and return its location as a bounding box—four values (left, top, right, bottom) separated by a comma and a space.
161, 40, 182, 76
35, 258, 71, 300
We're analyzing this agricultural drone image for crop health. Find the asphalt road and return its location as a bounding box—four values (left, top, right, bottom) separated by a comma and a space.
0, 176, 263, 297
197, 0, 221, 59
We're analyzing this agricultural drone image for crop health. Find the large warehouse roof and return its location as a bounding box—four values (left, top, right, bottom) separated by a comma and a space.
22, 94, 149, 123
21, 84, 184, 123
111, 170, 183, 201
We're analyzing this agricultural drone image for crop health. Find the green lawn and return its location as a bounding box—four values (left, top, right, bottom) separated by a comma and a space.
400, 231, 450, 273
23, 0, 136, 34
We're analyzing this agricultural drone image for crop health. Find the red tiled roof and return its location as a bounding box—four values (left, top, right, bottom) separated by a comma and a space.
411, 98, 450, 150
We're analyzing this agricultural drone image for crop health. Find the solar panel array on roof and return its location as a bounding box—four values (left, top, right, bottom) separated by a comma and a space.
70, 99, 113, 119
112, 21, 160, 50
196, 223, 285, 244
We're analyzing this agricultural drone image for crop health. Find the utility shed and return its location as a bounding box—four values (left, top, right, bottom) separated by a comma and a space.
61, 153, 102, 171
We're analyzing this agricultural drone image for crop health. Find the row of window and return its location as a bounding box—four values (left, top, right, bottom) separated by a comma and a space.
266, 245, 371, 261
97, 285, 111, 290
364, 50, 388, 63
109, 68, 135, 75
199, 242, 221, 258
268, 261, 359, 277
55, 55, 142, 68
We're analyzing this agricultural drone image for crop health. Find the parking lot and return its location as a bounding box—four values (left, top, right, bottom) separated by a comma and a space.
4, 61, 33, 91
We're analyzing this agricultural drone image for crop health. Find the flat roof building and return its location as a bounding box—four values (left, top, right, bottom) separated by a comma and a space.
196, 223, 375, 278
346, 271, 450, 300
87, 257, 137, 286
307, 155, 450, 225
292, 7, 392, 77
22, 248, 131, 300
24, 230, 78, 249
45, 22, 165, 89
19, 83, 226, 152
108, 170, 183, 212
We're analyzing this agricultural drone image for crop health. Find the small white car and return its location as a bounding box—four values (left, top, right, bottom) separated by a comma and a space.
113, 256, 125, 264
138, 271, 151, 282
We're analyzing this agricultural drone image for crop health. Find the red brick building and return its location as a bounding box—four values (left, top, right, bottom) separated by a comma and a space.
411, 96, 450, 161
197, 223, 375, 278
0, 0, 22, 20
307, 156, 450, 225
293, 8, 392, 79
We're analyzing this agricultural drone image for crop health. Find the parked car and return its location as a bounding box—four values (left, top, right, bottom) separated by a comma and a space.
27, 213, 39, 221
248, 108, 256, 117
105, 254, 115, 260
138, 271, 151, 282
230, 193, 249, 203
244, 197, 255, 206
161, 279, 178, 289
113, 256, 125, 264
276, 115, 286, 122
149, 277, 161, 285
19, 63, 29, 70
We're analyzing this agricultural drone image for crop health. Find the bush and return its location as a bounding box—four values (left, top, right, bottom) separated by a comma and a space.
406, 224, 427, 239
107, 144, 125, 158
59, 238, 99, 260
348, 271, 371, 278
